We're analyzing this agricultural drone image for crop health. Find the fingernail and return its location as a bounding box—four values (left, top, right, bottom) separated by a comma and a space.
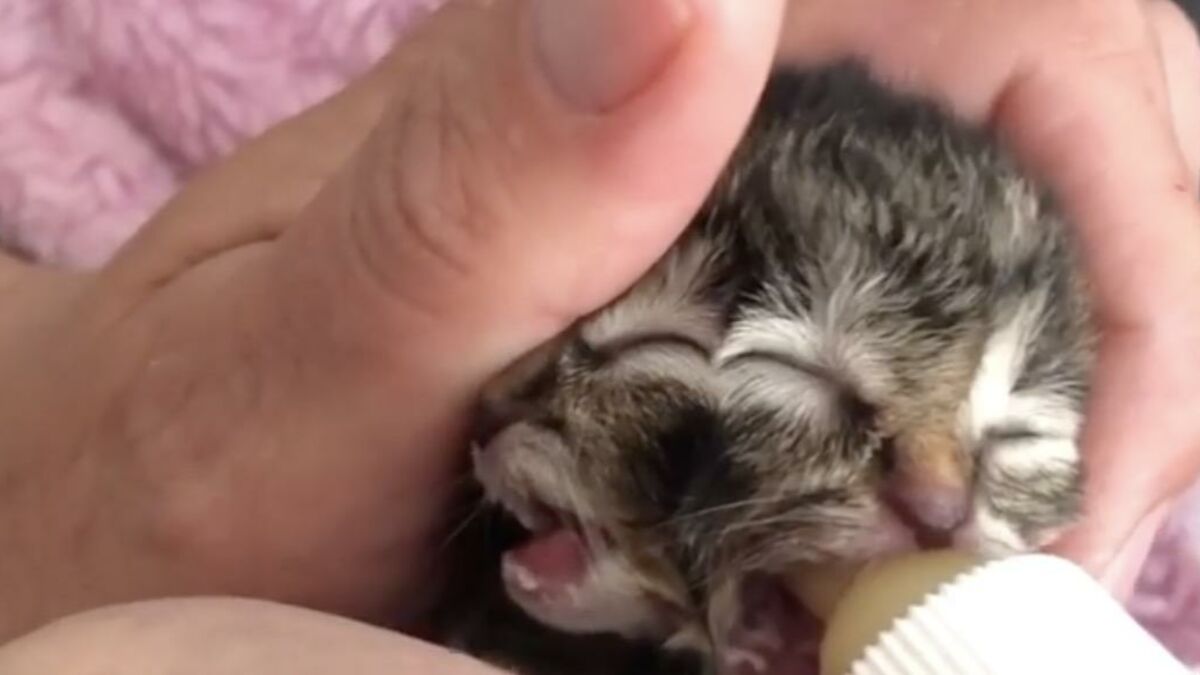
533, 0, 694, 112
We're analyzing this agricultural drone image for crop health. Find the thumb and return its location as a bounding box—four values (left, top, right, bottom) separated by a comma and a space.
0, 0, 785, 626
275, 0, 784, 387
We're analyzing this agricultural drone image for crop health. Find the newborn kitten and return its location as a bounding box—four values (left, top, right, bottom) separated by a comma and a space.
436, 62, 1095, 675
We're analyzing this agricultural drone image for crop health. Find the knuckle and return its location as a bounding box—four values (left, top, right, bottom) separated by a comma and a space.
347, 61, 510, 318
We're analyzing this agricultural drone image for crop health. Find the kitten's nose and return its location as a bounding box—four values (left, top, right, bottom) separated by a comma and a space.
885, 481, 969, 549
881, 428, 971, 547
883, 446, 970, 547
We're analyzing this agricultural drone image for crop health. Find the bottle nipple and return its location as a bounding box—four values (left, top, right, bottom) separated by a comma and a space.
784, 550, 981, 675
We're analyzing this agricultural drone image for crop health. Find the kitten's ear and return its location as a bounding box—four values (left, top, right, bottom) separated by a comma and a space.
476, 332, 572, 439
705, 574, 820, 675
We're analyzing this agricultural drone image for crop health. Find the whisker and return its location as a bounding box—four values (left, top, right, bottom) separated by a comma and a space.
719, 514, 819, 536
435, 502, 488, 556
655, 495, 804, 529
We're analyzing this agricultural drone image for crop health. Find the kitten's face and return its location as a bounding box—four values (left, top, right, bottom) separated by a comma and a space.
472, 256, 730, 644
472, 245, 1085, 674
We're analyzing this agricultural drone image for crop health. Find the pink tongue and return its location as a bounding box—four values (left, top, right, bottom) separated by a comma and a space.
508, 527, 590, 585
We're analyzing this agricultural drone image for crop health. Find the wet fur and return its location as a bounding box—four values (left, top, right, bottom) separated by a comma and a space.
432, 63, 1095, 674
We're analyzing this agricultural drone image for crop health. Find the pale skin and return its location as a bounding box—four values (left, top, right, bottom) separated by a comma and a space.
0, 0, 1197, 672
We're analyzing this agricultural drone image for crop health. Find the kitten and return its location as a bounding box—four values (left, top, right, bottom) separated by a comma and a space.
435, 62, 1095, 675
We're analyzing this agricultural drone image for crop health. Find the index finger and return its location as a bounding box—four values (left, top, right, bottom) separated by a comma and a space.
1011, 6, 1200, 580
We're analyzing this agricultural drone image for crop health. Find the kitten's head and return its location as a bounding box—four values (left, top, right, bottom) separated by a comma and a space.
472, 243, 1086, 675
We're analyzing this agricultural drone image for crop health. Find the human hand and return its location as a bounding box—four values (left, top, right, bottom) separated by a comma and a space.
0, 0, 785, 641
778, 0, 1200, 598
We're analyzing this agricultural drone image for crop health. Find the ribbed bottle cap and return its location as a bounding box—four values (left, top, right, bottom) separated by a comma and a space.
847, 554, 1188, 675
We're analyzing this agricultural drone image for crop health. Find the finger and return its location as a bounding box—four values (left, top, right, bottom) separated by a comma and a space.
992, 5, 1200, 576
275, 0, 785, 389
989, 10, 1200, 330
1046, 322, 1200, 579
0, 598, 508, 675
1146, 0, 1200, 180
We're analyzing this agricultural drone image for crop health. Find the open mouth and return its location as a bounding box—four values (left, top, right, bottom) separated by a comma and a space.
495, 489, 610, 568
492, 495, 686, 641
502, 502, 596, 591
717, 573, 825, 675
491, 491, 610, 595
494, 495, 830, 675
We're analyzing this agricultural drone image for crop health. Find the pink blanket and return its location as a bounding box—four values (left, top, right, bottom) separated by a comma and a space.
2, 0, 1197, 666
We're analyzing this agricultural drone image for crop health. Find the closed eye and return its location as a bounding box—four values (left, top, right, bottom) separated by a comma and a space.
578, 333, 712, 365
982, 425, 1051, 446
721, 349, 833, 384
723, 349, 880, 430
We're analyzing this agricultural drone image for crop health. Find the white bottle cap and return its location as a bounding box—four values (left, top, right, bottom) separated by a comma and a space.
848, 554, 1189, 675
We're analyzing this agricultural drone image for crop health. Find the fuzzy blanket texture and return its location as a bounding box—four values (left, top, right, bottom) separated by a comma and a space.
2, 0, 1197, 666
